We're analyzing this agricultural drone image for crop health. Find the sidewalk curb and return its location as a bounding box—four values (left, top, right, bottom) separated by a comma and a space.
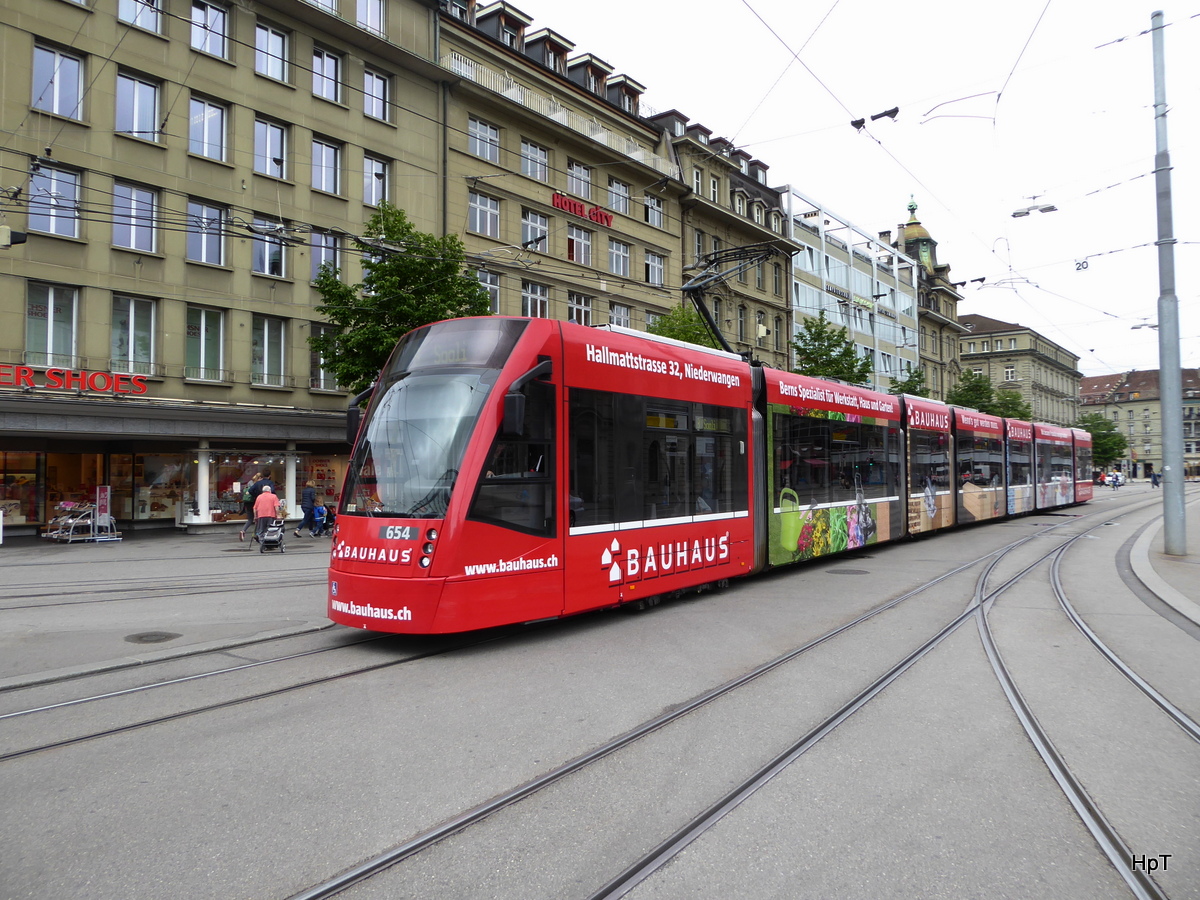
0, 619, 335, 692
1130, 519, 1200, 628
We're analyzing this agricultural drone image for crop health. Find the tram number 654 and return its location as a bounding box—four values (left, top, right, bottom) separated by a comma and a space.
379, 525, 417, 540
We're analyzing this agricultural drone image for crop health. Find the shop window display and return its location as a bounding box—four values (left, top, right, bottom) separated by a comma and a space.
0, 452, 42, 525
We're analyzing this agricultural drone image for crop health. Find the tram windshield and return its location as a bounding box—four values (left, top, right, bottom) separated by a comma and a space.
341, 319, 525, 518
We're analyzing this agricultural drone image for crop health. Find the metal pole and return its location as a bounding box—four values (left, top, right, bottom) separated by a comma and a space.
1152, 11, 1187, 555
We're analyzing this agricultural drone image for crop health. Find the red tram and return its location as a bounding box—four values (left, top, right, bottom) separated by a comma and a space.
327, 317, 1091, 633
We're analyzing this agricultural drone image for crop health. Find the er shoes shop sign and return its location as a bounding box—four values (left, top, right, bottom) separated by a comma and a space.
0, 364, 150, 394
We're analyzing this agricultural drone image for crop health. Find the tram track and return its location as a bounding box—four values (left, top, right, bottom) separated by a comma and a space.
0, 627, 520, 762
287, 493, 1193, 900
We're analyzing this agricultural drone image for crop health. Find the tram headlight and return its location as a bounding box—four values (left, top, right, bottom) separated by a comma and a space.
423, 542, 435, 555
419, 556, 432, 568
426, 528, 438, 541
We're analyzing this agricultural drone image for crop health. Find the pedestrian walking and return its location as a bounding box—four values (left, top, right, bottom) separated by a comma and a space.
1150, 471, 1160, 488
238, 473, 263, 541
295, 480, 319, 537
252, 484, 283, 542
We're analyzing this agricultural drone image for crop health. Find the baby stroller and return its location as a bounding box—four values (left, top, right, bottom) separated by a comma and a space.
258, 517, 286, 553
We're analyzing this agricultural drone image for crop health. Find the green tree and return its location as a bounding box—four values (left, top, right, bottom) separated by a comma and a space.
309, 202, 491, 393
991, 386, 1033, 420
944, 369, 995, 411
790, 311, 873, 384
888, 366, 928, 397
646, 302, 721, 349
1073, 412, 1128, 468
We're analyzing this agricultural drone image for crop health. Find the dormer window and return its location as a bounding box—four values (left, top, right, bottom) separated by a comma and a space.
735, 194, 745, 215
620, 92, 637, 114
697, 133, 708, 144
545, 47, 565, 73
501, 24, 520, 48
447, 0, 470, 20
587, 68, 605, 94
753, 203, 763, 225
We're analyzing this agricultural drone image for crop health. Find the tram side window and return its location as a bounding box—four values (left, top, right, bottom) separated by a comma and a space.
569, 389, 746, 528
829, 421, 896, 502
957, 435, 1004, 486
774, 413, 830, 507
909, 430, 949, 493
1008, 440, 1032, 485
468, 380, 555, 536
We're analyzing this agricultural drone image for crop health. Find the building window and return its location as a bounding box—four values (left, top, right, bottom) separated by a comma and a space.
32, 46, 83, 119
477, 270, 500, 314
113, 183, 156, 252
1009, 338, 1017, 349
364, 68, 389, 121
646, 312, 661, 330
26, 283, 77, 368
753, 204, 763, 224
644, 195, 663, 228
608, 239, 630, 277
191, 1, 228, 56
567, 225, 591, 265
1004, 365, 1016, 381
568, 293, 592, 326
119, 0, 160, 31
311, 138, 341, 193
255, 24, 288, 81
521, 209, 548, 251
252, 315, 286, 386
756, 310, 766, 347
645, 251, 664, 286
567, 161, 591, 200
774, 316, 783, 352
709, 177, 719, 202
357, 0, 384, 33
363, 155, 388, 205
312, 48, 342, 102
254, 119, 287, 178
609, 303, 631, 328
469, 117, 500, 162
737, 306, 746, 342
310, 229, 340, 280
309, 323, 338, 390
521, 141, 549, 181
755, 263, 764, 290
608, 178, 630, 214
116, 72, 159, 140
693, 230, 704, 263
981, 340, 990, 351
735, 194, 745, 216
189, 97, 226, 160
111, 296, 155, 374
468, 191, 500, 237
521, 281, 548, 318
186, 306, 223, 380
251, 216, 286, 276
29, 167, 79, 237
692, 168, 702, 193
187, 200, 225, 264
308, 0, 336, 11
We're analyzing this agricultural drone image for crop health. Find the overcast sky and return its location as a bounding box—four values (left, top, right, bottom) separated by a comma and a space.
509, 0, 1199, 377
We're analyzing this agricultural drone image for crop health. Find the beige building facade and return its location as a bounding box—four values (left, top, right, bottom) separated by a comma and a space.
959, 314, 1081, 425
1080, 369, 1200, 478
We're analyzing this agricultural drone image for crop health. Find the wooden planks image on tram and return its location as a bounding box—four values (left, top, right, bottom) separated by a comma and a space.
903, 397, 955, 534
763, 370, 903, 567
952, 408, 1006, 524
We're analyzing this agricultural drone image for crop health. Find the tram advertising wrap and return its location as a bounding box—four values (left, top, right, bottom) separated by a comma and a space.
326, 317, 1093, 634
765, 370, 902, 566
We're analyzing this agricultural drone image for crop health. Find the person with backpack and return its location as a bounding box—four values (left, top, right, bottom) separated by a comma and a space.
238, 473, 262, 541
238, 471, 274, 541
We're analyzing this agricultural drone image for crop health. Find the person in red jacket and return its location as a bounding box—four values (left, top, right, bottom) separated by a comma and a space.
252, 484, 282, 542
